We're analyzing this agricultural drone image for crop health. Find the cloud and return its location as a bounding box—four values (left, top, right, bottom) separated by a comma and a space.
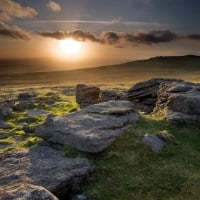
0, 0, 38, 20
47, 1, 61, 12
38, 30, 102, 43
0, 11, 11, 21
0, 21, 31, 40
38, 29, 178, 46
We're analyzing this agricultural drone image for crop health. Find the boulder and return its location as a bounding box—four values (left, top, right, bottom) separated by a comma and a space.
0, 146, 92, 199
0, 183, 58, 200
127, 78, 183, 113
35, 100, 139, 153
154, 81, 200, 123
141, 133, 165, 153
76, 84, 100, 108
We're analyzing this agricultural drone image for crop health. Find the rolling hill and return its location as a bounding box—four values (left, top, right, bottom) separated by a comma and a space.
0, 55, 200, 87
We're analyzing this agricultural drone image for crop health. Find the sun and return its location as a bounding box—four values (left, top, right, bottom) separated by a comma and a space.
59, 39, 82, 55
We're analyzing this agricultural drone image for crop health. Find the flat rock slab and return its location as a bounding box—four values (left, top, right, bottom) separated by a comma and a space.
35, 100, 139, 153
26, 109, 50, 117
0, 146, 92, 199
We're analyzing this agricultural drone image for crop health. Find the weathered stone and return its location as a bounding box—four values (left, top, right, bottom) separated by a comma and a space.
76, 84, 100, 108
14, 101, 35, 112
26, 109, 50, 117
0, 146, 92, 199
127, 78, 183, 113
0, 183, 58, 200
165, 110, 198, 124
35, 100, 139, 153
141, 133, 165, 153
154, 81, 200, 123
0, 120, 11, 129
167, 94, 200, 115
100, 90, 126, 102
18, 92, 37, 101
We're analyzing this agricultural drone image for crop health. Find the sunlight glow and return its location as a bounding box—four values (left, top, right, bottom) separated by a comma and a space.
59, 39, 82, 56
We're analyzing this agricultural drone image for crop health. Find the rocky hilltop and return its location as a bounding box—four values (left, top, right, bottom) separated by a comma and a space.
0, 78, 200, 200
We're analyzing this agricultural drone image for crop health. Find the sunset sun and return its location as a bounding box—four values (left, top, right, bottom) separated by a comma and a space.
59, 39, 82, 55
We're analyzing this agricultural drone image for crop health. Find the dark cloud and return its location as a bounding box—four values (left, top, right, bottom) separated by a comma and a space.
132, 30, 177, 44
0, 22, 31, 40
38, 30, 102, 43
38, 29, 200, 47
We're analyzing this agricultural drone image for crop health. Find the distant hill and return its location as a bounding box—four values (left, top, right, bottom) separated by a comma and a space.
0, 55, 200, 87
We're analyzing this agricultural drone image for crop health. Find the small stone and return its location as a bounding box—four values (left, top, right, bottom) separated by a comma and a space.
72, 194, 89, 200
142, 133, 165, 153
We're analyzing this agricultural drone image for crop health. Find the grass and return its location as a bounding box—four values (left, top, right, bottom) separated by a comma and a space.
77, 114, 200, 200
1, 85, 200, 199
0, 87, 79, 155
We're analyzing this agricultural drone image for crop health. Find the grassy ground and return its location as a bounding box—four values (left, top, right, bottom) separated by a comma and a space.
0, 87, 79, 155
1, 86, 200, 200
70, 114, 200, 200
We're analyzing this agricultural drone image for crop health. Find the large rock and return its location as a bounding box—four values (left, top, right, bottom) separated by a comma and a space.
0, 146, 92, 199
35, 100, 139, 153
154, 81, 200, 123
127, 78, 183, 113
0, 183, 58, 200
76, 84, 100, 108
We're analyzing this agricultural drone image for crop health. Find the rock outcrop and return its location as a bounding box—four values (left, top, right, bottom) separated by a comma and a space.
35, 100, 139, 153
127, 78, 200, 123
0, 146, 92, 199
127, 78, 183, 113
154, 81, 200, 123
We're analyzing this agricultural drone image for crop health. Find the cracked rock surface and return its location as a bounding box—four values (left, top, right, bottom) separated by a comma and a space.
35, 100, 139, 153
0, 146, 92, 199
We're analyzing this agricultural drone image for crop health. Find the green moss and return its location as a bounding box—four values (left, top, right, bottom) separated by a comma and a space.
20, 136, 41, 148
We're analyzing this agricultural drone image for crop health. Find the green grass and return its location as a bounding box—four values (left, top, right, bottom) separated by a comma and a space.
1, 85, 200, 199
0, 87, 79, 154
79, 114, 200, 200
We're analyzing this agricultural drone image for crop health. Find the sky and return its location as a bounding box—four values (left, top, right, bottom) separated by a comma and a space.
0, 0, 200, 68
